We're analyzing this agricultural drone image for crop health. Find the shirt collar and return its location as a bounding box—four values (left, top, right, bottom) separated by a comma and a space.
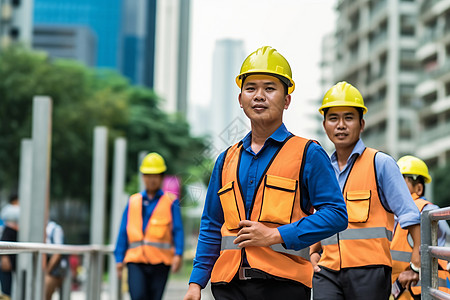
241, 123, 291, 151
330, 138, 366, 165
141, 188, 164, 201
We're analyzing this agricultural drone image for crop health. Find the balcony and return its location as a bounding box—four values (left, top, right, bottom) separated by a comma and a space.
419, 121, 450, 144
420, 0, 439, 13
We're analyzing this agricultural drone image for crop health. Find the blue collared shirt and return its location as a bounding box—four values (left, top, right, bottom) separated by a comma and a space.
189, 123, 348, 288
329, 139, 421, 229
114, 189, 184, 263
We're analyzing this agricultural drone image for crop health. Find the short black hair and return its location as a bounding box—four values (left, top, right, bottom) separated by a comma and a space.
323, 107, 364, 122
9, 193, 18, 203
405, 175, 426, 196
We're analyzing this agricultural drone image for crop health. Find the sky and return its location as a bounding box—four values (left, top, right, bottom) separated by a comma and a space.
188, 0, 337, 138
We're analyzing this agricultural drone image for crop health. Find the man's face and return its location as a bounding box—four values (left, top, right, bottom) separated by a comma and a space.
142, 174, 163, 193
238, 74, 291, 125
323, 106, 364, 149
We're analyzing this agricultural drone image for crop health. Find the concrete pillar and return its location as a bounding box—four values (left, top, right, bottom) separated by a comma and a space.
88, 126, 108, 300
109, 138, 127, 300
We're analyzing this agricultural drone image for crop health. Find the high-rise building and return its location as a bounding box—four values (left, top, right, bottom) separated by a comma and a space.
207, 39, 247, 153
119, 0, 157, 87
0, 0, 33, 48
415, 0, 450, 169
33, 25, 96, 66
331, 0, 419, 158
33, 0, 122, 68
153, 0, 191, 116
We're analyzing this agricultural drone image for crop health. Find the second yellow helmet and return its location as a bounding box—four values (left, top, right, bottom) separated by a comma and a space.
140, 152, 167, 174
319, 81, 368, 115
397, 155, 432, 183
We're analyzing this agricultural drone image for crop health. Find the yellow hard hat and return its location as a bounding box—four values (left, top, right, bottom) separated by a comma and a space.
236, 46, 295, 94
397, 155, 432, 183
319, 81, 368, 115
140, 152, 167, 174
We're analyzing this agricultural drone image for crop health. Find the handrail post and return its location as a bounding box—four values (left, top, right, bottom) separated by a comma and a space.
421, 211, 432, 300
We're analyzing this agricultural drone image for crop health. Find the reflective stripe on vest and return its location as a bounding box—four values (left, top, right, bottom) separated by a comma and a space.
319, 148, 395, 270
390, 250, 411, 263
322, 227, 393, 246
124, 192, 176, 265
129, 240, 173, 250
220, 236, 310, 260
211, 136, 314, 286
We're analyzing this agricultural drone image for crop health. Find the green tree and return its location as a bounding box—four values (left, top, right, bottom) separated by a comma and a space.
433, 163, 450, 208
0, 46, 211, 241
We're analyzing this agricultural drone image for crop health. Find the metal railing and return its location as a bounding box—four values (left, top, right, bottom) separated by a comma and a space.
421, 207, 450, 300
0, 241, 114, 300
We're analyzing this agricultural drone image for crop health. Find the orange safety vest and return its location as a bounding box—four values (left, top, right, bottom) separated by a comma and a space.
211, 135, 314, 287
124, 192, 176, 266
319, 148, 394, 270
391, 194, 450, 299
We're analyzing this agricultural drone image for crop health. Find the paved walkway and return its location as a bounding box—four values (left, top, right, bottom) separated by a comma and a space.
61, 279, 213, 300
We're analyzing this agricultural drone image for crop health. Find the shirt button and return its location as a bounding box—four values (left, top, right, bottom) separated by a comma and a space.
250, 180, 253, 184
253, 156, 258, 160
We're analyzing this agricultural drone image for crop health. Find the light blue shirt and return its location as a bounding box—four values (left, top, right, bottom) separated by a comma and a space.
330, 139, 420, 229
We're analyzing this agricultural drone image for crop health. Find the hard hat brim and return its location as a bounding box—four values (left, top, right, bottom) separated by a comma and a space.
236, 71, 295, 94
319, 102, 368, 115
140, 166, 167, 174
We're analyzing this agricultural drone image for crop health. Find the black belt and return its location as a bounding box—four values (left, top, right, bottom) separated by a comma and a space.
238, 267, 271, 280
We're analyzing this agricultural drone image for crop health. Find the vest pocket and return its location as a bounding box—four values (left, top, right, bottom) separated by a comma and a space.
259, 175, 297, 225
149, 218, 170, 239
218, 181, 242, 230
346, 190, 371, 223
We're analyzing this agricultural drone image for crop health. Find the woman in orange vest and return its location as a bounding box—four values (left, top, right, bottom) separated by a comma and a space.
114, 153, 184, 300
391, 155, 450, 299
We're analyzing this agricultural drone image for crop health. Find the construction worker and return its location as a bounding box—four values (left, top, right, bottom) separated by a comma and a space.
391, 155, 450, 299
311, 82, 421, 300
183, 46, 348, 300
114, 152, 184, 300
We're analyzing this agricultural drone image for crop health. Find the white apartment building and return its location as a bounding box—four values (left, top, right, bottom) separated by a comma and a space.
332, 0, 419, 159
415, 0, 450, 169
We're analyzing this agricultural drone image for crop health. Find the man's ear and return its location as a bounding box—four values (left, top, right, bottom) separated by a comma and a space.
239, 93, 243, 108
360, 118, 365, 133
284, 94, 291, 110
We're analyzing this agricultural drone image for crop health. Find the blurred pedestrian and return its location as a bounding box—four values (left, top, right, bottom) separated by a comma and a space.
114, 152, 184, 300
184, 46, 348, 300
0, 193, 20, 299
391, 155, 450, 299
44, 221, 68, 300
311, 82, 421, 300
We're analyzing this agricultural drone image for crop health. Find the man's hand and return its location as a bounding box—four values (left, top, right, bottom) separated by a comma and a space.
398, 269, 419, 290
310, 252, 321, 272
234, 220, 283, 248
171, 255, 182, 273
183, 283, 201, 300
116, 262, 124, 280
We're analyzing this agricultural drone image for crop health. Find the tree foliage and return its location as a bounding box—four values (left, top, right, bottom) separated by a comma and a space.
0, 46, 209, 205
433, 163, 450, 208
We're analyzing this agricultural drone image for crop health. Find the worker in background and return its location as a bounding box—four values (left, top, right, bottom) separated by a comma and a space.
114, 152, 184, 300
0, 193, 20, 299
391, 155, 450, 299
184, 46, 348, 300
311, 82, 421, 300
44, 220, 69, 300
